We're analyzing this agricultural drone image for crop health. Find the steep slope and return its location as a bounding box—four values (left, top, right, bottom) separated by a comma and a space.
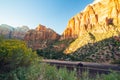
67, 37, 120, 63
24, 24, 60, 50
62, 0, 120, 54
0, 24, 29, 39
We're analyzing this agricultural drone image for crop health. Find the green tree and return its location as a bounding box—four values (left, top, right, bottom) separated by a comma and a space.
0, 39, 38, 73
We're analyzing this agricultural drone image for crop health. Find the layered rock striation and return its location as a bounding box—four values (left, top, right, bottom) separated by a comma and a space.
61, 0, 120, 40
62, 0, 120, 53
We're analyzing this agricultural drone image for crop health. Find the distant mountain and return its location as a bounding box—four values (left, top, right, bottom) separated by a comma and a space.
0, 24, 29, 39
24, 24, 60, 50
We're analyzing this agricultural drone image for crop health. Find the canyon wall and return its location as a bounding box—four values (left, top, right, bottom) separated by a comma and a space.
61, 0, 120, 40
62, 0, 120, 54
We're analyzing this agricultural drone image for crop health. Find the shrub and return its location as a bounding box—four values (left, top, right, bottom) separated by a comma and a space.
89, 32, 96, 41
0, 38, 120, 80
0, 39, 38, 73
102, 71, 120, 80
0, 39, 77, 80
58, 68, 77, 80
0, 63, 42, 80
43, 65, 58, 80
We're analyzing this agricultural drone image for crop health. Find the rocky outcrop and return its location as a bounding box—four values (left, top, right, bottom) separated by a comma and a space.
0, 24, 29, 39
62, 0, 120, 53
61, 0, 120, 40
24, 24, 60, 50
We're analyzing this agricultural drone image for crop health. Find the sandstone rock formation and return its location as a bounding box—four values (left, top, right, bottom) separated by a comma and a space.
61, 0, 120, 40
24, 24, 60, 50
62, 0, 120, 53
0, 24, 29, 39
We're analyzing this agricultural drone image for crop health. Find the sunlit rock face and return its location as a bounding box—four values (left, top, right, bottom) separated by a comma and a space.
62, 0, 120, 53
24, 24, 60, 50
0, 24, 29, 39
61, 0, 120, 40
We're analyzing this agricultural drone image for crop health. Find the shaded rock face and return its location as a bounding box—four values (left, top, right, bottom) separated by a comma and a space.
0, 24, 29, 39
61, 0, 120, 40
24, 24, 60, 50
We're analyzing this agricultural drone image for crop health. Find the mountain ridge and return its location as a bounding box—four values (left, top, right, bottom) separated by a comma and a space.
62, 0, 120, 39
24, 24, 60, 50
0, 24, 29, 39
62, 0, 120, 54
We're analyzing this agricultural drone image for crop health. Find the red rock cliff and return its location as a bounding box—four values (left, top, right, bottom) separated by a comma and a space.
24, 24, 60, 50
61, 0, 120, 40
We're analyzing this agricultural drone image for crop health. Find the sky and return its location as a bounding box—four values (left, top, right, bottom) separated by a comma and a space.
0, 0, 93, 34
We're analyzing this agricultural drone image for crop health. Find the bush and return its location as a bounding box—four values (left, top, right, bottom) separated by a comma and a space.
58, 68, 77, 80
0, 39, 77, 80
102, 71, 120, 80
0, 63, 42, 80
0, 38, 120, 80
0, 39, 38, 73
43, 65, 58, 80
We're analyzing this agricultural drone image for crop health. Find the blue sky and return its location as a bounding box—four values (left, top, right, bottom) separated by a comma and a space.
0, 0, 93, 34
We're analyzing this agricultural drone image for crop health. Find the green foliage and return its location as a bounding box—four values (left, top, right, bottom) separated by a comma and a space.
0, 63, 42, 80
102, 71, 120, 80
0, 39, 77, 80
67, 37, 120, 63
43, 65, 58, 80
0, 39, 38, 73
80, 71, 90, 80
58, 68, 77, 80
7, 63, 77, 80
78, 71, 120, 80
0, 38, 120, 80
54, 39, 75, 45
41, 64, 77, 80
36, 49, 67, 60
112, 59, 120, 64
36, 39, 76, 60
89, 32, 96, 41
114, 40, 120, 46
0, 35, 4, 42
1, 64, 120, 80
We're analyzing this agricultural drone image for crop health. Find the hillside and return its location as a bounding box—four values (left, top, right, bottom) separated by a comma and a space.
66, 36, 120, 63
24, 24, 60, 50
62, 0, 120, 54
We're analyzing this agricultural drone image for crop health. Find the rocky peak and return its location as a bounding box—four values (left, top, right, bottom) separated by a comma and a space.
36, 24, 47, 31
61, 0, 120, 40
24, 24, 60, 50
17, 26, 29, 31
62, 0, 120, 54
